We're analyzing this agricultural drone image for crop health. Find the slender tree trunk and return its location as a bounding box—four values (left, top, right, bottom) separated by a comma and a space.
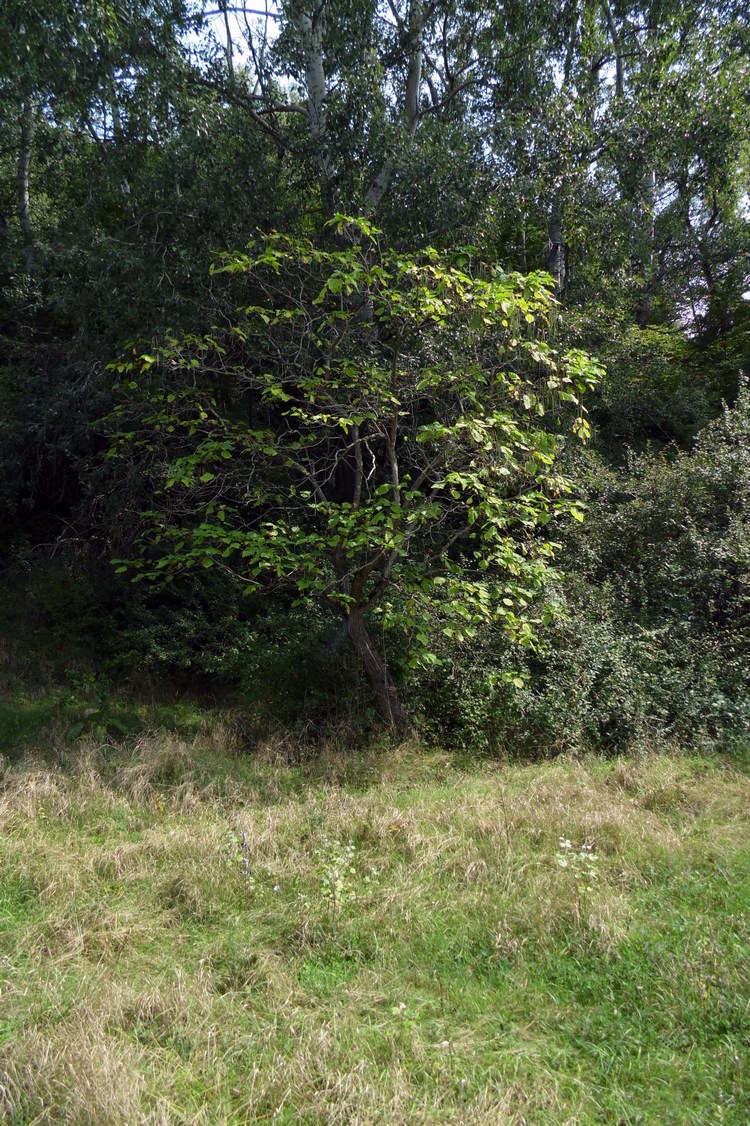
635, 5, 658, 326
346, 607, 410, 731
17, 98, 34, 274
295, 0, 424, 221
603, 0, 624, 97
635, 166, 656, 327
546, 201, 568, 296
220, 0, 235, 81
298, 3, 337, 216
363, 0, 423, 217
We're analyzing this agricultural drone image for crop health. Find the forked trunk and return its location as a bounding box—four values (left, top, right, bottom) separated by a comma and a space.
346, 608, 410, 731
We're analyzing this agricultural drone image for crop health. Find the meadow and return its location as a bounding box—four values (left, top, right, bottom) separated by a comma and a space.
1, 715, 748, 1124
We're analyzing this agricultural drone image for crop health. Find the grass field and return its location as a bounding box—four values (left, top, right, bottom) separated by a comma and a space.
0, 722, 748, 1124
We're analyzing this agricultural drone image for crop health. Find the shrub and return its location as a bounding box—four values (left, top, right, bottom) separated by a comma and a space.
414, 391, 750, 754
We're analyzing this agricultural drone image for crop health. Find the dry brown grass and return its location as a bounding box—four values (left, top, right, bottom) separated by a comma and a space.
0, 1010, 147, 1125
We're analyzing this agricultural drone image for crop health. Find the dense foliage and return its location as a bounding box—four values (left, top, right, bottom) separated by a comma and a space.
1, 0, 749, 747
108, 221, 599, 723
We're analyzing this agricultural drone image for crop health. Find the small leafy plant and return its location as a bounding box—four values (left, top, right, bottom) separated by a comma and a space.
109, 218, 601, 727
312, 837, 378, 917
226, 829, 254, 884
555, 836, 599, 891
313, 837, 357, 916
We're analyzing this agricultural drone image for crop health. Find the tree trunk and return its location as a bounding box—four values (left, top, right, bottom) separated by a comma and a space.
546, 201, 568, 296
635, 7, 658, 327
298, 3, 337, 216
17, 98, 34, 274
346, 607, 410, 731
603, 0, 625, 98
635, 167, 656, 327
362, 0, 423, 217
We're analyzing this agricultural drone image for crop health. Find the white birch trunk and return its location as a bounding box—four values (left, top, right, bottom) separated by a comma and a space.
298, 3, 337, 213
18, 98, 34, 274
363, 0, 423, 217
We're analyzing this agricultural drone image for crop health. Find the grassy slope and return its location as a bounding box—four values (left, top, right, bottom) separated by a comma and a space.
0, 728, 748, 1124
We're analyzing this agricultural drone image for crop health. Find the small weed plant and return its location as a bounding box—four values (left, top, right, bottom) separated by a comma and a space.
312, 837, 378, 917
314, 837, 357, 916
556, 836, 599, 891
226, 829, 254, 883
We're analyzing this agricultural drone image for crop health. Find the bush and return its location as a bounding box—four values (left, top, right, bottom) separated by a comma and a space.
413, 391, 750, 755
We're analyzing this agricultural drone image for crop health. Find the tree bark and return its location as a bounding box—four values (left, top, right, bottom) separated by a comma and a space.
17, 98, 34, 274
362, 0, 423, 217
346, 607, 410, 731
635, 7, 658, 326
220, 0, 235, 81
603, 0, 624, 97
546, 201, 568, 296
298, 3, 337, 215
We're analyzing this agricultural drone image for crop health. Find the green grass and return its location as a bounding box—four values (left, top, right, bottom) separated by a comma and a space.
0, 729, 748, 1123
0, 691, 217, 758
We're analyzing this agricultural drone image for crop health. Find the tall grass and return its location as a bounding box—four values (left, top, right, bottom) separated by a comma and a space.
0, 728, 748, 1123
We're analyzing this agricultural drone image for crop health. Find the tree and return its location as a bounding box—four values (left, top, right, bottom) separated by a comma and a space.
109, 218, 600, 726
197, 0, 526, 227
0, 0, 200, 280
